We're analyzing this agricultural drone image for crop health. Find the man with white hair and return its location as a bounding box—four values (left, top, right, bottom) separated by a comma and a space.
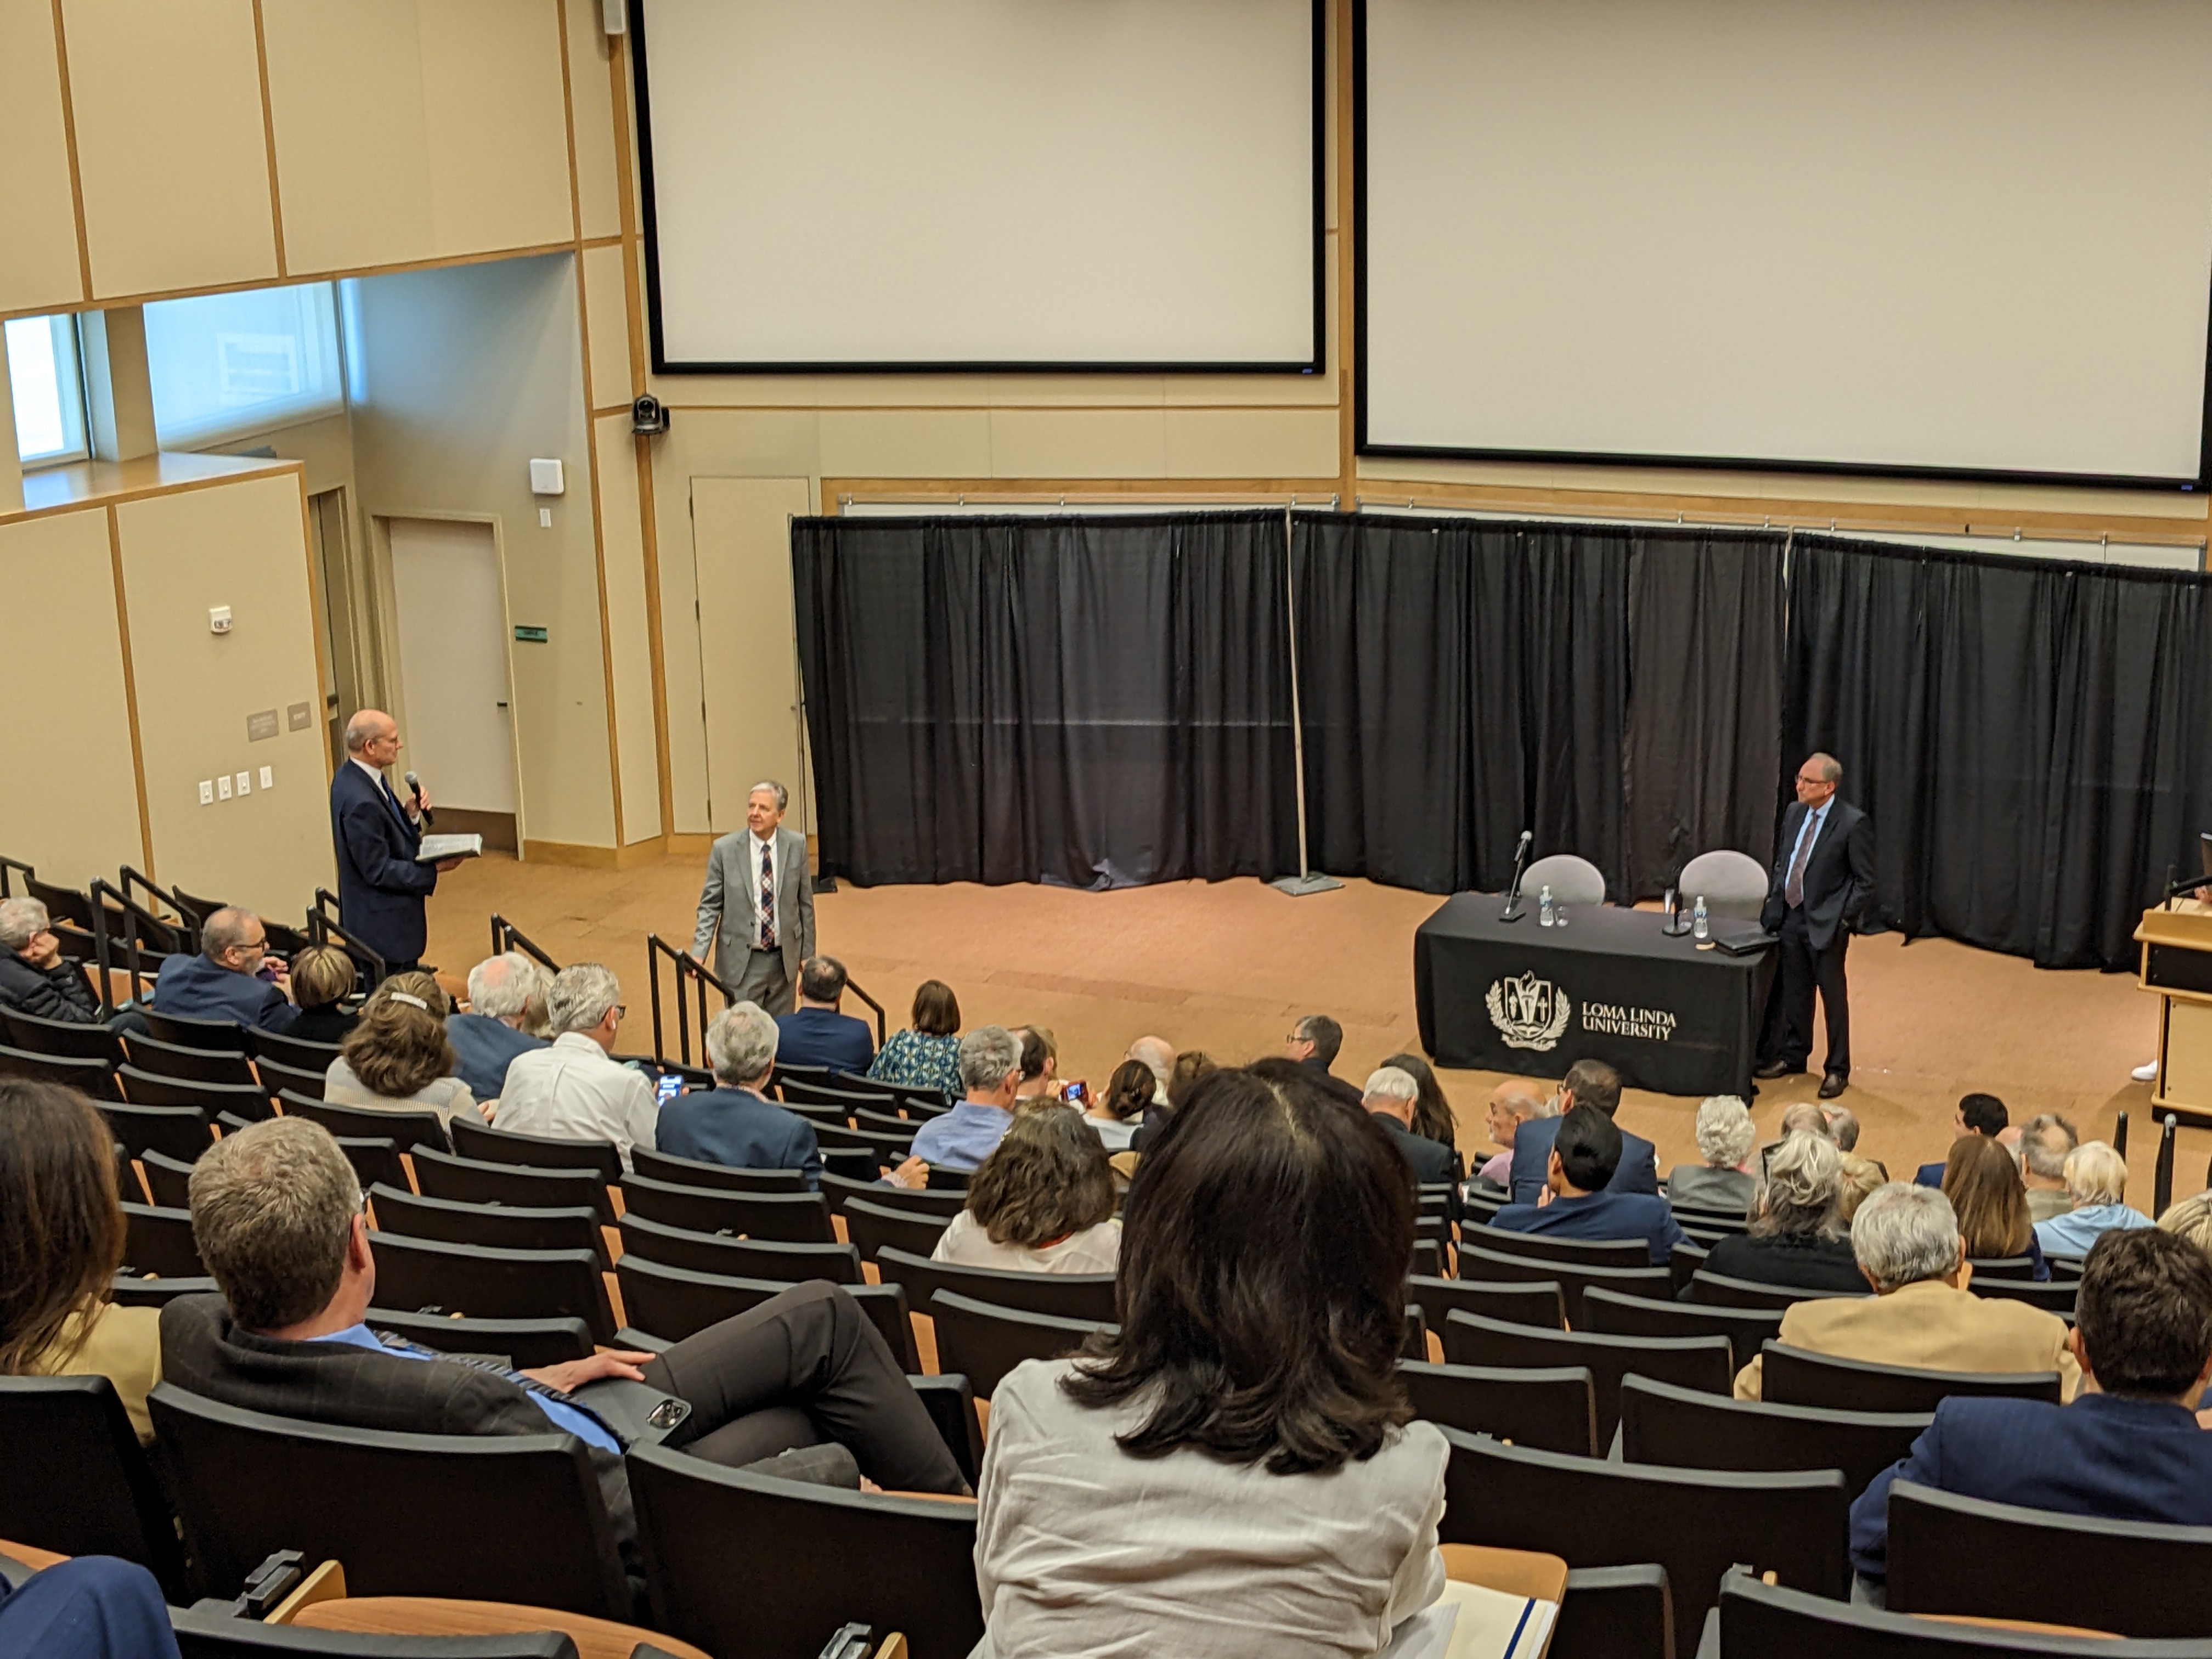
493, 963, 658, 1169
2033, 1142, 2154, 1259
909, 1025, 1023, 1173
1363, 1066, 1459, 1190
330, 708, 464, 978
1125, 1035, 1175, 1103
2017, 1114, 2080, 1226
0, 897, 100, 1023
691, 781, 812, 1015
1733, 1182, 2079, 1401
658, 1002, 822, 1188
446, 952, 551, 1101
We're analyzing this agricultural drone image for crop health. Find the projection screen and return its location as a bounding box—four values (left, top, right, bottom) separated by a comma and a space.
1359, 0, 2212, 484
634, 0, 1323, 373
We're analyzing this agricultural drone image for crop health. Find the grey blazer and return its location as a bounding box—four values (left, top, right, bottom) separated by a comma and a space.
692, 825, 814, 990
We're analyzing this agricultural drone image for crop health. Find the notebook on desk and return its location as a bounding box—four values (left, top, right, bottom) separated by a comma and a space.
1384, 1581, 1559, 1659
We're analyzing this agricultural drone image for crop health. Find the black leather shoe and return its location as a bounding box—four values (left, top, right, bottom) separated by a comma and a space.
1753, 1059, 1800, 1080
1818, 1072, 1848, 1099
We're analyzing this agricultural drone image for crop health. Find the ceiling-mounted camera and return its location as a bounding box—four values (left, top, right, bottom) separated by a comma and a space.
631, 394, 670, 436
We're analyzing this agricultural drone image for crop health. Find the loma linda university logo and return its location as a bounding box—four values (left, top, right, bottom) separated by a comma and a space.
1486, 971, 1572, 1053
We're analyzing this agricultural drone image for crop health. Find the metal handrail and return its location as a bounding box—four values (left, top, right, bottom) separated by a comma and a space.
646, 933, 738, 1069
308, 888, 388, 988
489, 914, 560, 973
0, 855, 33, 899
88, 878, 174, 1015
2154, 1113, 2179, 1219
847, 979, 886, 1047
2114, 1109, 2130, 1159
120, 865, 199, 953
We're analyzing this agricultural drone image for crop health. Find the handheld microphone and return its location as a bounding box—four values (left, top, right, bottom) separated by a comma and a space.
1499, 830, 1534, 922
403, 770, 435, 828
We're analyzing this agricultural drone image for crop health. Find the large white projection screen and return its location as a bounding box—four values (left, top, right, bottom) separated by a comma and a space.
636, 0, 1321, 371
1361, 0, 2212, 482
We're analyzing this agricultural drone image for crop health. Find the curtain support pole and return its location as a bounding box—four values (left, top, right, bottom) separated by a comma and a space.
1272, 502, 1341, 898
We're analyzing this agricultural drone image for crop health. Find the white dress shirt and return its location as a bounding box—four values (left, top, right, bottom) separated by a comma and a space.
493, 1031, 659, 1169
351, 755, 411, 819
1784, 796, 1832, 898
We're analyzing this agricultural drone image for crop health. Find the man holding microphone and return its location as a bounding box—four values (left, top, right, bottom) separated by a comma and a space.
331, 710, 461, 981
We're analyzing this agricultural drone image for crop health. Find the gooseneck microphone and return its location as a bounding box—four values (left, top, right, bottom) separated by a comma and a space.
1499, 830, 1534, 922
403, 770, 435, 829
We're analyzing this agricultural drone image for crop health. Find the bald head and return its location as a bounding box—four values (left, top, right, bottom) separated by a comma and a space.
345, 710, 394, 753
1126, 1036, 1174, 1085
201, 907, 269, 974
1486, 1080, 1546, 1150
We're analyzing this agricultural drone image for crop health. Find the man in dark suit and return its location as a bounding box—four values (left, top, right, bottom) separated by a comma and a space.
1756, 751, 1876, 1101
1849, 1228, 2212, 1590
1508, 1058, 1658, 1206
1491, 1104, 1687, 1265
1914, 1093, 2008, 1187
1362, 1064, 1462, 1221
772, 956, 876, 1076
161, 1118, 968, 1565
151, 908, 300, 1032
331, 710, 461, 979
1285, 1013, 1344, 1077
446, 951, 550, 1101
659, 1002, 823, 1188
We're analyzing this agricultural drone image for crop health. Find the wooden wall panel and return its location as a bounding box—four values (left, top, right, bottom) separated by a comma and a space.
593, 413, 661, 843
0, 0, 84, 314
417, 0, 573, 258
566, 0, 622, 240
582, 242, 633, 407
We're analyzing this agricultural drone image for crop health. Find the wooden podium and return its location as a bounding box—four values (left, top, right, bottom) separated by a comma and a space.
2136, 900, 2212, 1131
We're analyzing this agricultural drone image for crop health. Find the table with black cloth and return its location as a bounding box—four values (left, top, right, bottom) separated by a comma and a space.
1414, 896, 1776, 1097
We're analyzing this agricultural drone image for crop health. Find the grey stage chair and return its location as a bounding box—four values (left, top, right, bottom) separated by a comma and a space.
1521, 854, 1606, 907
1676, 850, 1768, 922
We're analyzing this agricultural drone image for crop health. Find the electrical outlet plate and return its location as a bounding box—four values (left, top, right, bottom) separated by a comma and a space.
199, 780, 214, 805
259, 765, 274, 789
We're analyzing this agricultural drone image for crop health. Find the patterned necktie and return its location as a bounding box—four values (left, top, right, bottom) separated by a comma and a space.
1784, 811, 1817, 907
759, 839, 777, 950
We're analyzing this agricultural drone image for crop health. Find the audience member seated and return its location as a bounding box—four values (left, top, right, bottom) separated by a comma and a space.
865, 978, 963, 1098
1700, 1132, 1865, 1293
656, 1002, 822, 1188
1126, 1036, 1175, 1104
0, 1082, 161, 1442
1491, 1105, 1685, 1264
1754, 1101, 1832, 1175
1475, 1081, 1546, 1190
1733, 1183, 2078, 1401
2017, 1113, 2081, 1226
1284, 1012, 1343, 1077
0, 1556, 179, 1659
1916, 1092, 2007, 1186
445, 951, 550, 1101
1667, 1095, 1758, 1211
1381, 1052, 1463, 1181
0, 898, 100, 1024
908, 1025, 1023, 1173
1132, 1049, 1217, 1153
1085, 1060, 1152, 1153
149, 907, 298, 1034
1943, 1133, 2047, 1279
284, 945, 359, 1045
1849, 1229, 2212, 1593
1360, 1067, 1461, 1201
325, 973, 482, 1127
973, 1064, 1445, 1652
162, 1119, 968, 1566
2033, 1141, 2153, 1259
773, 955, 876, 1075
494, 963, 658, 1169
2160, 1190, 2212, 1259
934, 1108, 1121, 1274
1507, 1059, 1657, 1205
1822, 1102, 1866, 1158
1012, 1026, 1062, 1104
1837, 1152, 1885, 1222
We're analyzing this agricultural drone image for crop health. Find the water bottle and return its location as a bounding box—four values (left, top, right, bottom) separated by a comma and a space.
1538, 885, 1555, 927
1692, 895, 1709, 941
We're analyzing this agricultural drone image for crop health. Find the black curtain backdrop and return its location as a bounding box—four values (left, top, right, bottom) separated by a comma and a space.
791, 512, 1299, 889
1782, 535, 2212, 970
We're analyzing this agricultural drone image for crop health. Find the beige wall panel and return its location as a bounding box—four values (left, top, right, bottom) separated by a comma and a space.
1164, 407, 1340, 480
657, 475, 710, 836
566, 0, 623, 240
660, 409, 823, 478
594, 414, 661, 842
985, 376, 1165, 409
988, 408, 1169, 479
0, 0, 84, 314
208, 410, 358, 499
818, 410, 992, 479
582, 243, 633, 404
658, 375, 978, 410
419, 0, 573, 257
116, 475, 333, 918
66, 0, 279, 298
690, 477, 816, 837
0, 510, 143, 885
263, 0, 435, 273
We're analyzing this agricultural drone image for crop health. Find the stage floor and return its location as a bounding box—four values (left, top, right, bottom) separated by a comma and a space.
427, 853, 2196, 1204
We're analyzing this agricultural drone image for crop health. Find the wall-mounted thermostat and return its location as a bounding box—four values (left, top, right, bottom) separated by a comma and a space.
209, 605, 233, 634
529, 459, 566, 495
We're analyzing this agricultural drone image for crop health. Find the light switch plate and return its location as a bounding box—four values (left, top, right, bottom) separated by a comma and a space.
217, 775, 232, 800
199, 780, 215, 805
538, 507, 552, 528
259, 765, 274, 789
235, 770, 251, 795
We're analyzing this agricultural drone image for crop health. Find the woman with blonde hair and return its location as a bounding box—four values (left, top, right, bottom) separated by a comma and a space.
935, 1105, 1120, 1274
1700, 1130, 1865, 1293
2033, 1141, 2154, 1260
324, 972, 482, 1126
286, 944, 359, 1044
1943, 1133, 2047, 1279
2158, 1189, 2212, 1259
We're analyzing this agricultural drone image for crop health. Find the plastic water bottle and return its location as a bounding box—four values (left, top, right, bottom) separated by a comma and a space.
1538, 885, 1555, 927
1692, 895, 1709, 941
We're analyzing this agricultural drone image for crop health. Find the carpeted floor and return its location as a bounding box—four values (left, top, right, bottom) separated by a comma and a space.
427, 853, 2200, 1205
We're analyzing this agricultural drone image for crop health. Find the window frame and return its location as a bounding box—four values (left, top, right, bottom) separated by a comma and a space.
6, 312, 91, 470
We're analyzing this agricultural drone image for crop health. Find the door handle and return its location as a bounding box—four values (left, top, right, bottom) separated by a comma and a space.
496, 701, 509, 708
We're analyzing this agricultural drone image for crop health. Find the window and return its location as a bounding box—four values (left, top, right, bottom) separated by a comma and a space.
144, 281, 343, 448
6, 314, 88, 466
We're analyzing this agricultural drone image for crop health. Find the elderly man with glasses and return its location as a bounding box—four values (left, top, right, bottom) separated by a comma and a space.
492, 962, 659, 1170
149, 907, 300, 1032
0, 896, 102, 1024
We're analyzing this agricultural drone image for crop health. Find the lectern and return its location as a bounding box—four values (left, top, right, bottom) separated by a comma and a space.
2136, 900, 2212, 1131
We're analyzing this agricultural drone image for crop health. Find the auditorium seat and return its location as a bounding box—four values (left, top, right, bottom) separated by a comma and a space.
449, 1118, 621, 1186
149, 1383, 632, 1619
874, 1245, 1117, 1325
362, 1309, 595, 1370
617, 1212, 862, 1284
1757, 1344, 2062, 1413
365, 1232, 617, 1345
245, 1027, 346, 1073
1668, 1237, 1708, 1294
617, 1171, 835, 1244
815, 1119, 904, 1165
139, 1146, 196, 1207
930, 1290, 1111, 1397
613, 1255, 919, 1372
1463, 1224, 1651, 1269
630, 1146, 806, 1193
1579, 1286, 1782, 1372
1408, 1239, 1442, 1279
854, 1105, 918, 1137
0, 1375, 187, 1595
99, 1098, 214, 1162
126, 1032, 259, 1087
1963, 1255, 2035, 1280
1550, 1565, 1673, 1659
1440, 1430, 1848, 1659
1688, 1270, 1863, 1311
370, 1183, 607, 1265
923, 1165, 969, 1192
143, 1008, 252, 1052
168, 1606, 579, 1657
121, 1201, 204, 1277
1397, 1359, 1597, 1456
1407, 1272, 1566, 1334
820, 1172, 965, 1219
119, 1065, 274, 1122
627, 1447, 984, 1659
331, 1137, 410, 1198
1617, 1376, 1931, 1496
842, 1195, 955, 1262
255, 1056, 329, 1099
285, 1095, 450, 1157
1442, 1310, 1731, 1446
1971, 1277, 2078, 1318
1667, 1201, 1748, 1235
1457, 1239, 1673, 1323
776, 1077, 881, 1115
1461, 1187, 1508, 1229
0, 1042, 118, 1097
409, 1146, 613, 1226
2, 1006, 126, 1066
108, 1273, 220, 1308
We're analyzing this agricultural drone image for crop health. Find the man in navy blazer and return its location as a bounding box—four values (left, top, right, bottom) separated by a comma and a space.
331, 711, 461, 979
772, 957, 876, 1076
1849, 1228, 2212, 1588
1508, 1058, 1657, 1206
1756, 752, 1876, 1100
1913, 1092, 2009, 1187
151, 909, 299, 1032
1491, 1105, 1686, 1264
657, 1002, 823, 1188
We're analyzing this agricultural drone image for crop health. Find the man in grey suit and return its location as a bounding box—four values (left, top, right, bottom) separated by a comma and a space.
692, 780, 814, 1015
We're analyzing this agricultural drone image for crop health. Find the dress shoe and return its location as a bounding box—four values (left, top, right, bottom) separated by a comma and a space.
1753, 1059, 1801, 1080
1818, 1072, 1848, 1100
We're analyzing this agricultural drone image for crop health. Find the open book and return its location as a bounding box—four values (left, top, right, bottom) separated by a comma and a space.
415, 833, 485, 864
1384, 1581, 1559, 1659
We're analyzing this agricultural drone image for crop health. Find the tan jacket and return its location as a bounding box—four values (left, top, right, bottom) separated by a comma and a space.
1733, 1278, 2079, 1402
31, 1302, 163, 1442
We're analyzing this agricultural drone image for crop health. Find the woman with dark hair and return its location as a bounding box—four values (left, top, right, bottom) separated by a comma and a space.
974, 1061, 1444, 1651
0, 1081, 162, 1441
1380, 1051, 1462, 1176
1944, 1133, 2049, 1280
935, 1107, 1120, 1274
866, 978, 963, 1098
1084, 1058, 1153, 1152
325, 972, 481, 1126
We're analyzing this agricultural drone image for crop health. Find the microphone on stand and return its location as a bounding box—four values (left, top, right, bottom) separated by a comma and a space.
403, 770, 435, 829
1499, 830, 1534, 922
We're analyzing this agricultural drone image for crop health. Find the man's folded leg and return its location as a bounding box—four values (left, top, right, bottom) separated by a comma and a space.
641, 1280, 969, 1494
